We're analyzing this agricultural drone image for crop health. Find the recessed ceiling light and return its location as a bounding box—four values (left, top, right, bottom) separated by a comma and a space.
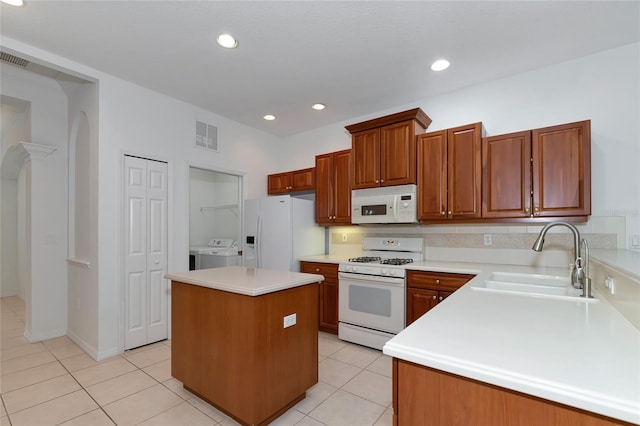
216, 34, 238, 49
312, 103, 326, 111
431, 59, 450, 71
263, 114, 276, 121
1, 0, 24, 6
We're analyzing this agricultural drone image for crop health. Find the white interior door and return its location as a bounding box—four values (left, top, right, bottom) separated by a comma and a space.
124, 156, 168, 350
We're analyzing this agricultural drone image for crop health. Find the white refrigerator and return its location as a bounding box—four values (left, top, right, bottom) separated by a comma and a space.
243, 195, 324, 272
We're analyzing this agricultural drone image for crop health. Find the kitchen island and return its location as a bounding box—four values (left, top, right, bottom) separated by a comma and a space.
165, 266, 324, 426
384, 260, 640, 425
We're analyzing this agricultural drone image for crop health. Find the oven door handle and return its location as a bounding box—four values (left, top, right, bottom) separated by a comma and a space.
338, 272, 405, 285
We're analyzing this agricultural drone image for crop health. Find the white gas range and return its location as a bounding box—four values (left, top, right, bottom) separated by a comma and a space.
338, 237, 423, 350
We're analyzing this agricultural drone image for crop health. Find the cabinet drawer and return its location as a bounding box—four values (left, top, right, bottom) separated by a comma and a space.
300, 262, 338, 279
407, 271, 475, 291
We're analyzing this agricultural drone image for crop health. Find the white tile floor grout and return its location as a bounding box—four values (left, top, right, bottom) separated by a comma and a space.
0, 296, 393, 425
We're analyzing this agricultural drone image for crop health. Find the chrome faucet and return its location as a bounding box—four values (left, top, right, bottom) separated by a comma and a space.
532, 221, 592, 297
579, 238, 592, 298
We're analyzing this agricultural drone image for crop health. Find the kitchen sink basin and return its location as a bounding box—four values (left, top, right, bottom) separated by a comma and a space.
472, 272, 598, 302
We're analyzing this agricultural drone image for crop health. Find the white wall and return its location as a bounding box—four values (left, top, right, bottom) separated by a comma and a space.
1, 179, 18, 296
0, 65, 70, 341
282, 42, 640, 248
95, 77, 280, 358
0, 96, 30, 297
65, 79, 100, 357
2, 36, 283, 359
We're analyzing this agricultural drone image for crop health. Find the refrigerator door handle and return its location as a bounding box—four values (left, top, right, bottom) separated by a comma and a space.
256, 214, 262, 268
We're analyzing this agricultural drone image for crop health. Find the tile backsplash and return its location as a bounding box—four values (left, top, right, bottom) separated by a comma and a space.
328, 216, 626, 268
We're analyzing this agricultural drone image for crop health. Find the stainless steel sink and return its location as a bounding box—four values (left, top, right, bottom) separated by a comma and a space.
471, 272, 598, 302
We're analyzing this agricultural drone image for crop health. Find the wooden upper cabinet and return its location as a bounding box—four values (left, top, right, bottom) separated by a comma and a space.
380, 120, 418, 186
267, 167, 315, 195
315, 149, 352, 225
351, 129, 380, 189
482, 121, 591, 219
448, 123, 482, 219
482, 131, 532, 218
418, 123, 482, 221
417, 130, 447, 220
333, 150, 353, 223
267, 172, 291, 194
347, 108, 432, 190
532, 120, 591, 217
315, 154, 333, 223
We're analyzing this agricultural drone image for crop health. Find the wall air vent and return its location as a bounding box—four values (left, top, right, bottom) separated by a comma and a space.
195, 120, 218, 152
0, 52, 29, 68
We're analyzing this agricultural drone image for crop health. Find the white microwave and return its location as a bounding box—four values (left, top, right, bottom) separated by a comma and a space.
351, 184, 418, 224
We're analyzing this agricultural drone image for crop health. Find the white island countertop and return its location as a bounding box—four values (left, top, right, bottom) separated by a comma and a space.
165, 266, 324, 296
385, 260, 640, 425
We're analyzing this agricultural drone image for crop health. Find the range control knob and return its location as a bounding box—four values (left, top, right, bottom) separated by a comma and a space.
388, 269, 397, 276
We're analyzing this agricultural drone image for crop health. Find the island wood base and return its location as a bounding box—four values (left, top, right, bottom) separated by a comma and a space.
171, 281, 319, 426
393, 359, 633, 426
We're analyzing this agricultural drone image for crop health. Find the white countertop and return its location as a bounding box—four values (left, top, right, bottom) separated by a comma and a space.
299, 255, 345, 264
591, 249, 640, 280
165, 266, 324, 296
385, 260, 640, 424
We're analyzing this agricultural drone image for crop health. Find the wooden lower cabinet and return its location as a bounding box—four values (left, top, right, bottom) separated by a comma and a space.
393, 359, 632, 425
300, 261, 339, 334
406, 271, 474, 326
171, 281, 318, 426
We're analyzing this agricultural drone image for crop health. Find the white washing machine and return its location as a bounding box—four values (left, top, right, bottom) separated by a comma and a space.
189, 239, 238, 270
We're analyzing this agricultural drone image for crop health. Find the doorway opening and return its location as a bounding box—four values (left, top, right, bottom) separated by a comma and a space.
188, 166, 243, 270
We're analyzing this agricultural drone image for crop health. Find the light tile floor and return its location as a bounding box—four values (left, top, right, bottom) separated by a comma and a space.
0, 296, 393, 425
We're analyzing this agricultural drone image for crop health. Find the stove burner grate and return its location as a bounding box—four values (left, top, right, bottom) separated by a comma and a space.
380, 258, 414, 266
347, 256, 382, 263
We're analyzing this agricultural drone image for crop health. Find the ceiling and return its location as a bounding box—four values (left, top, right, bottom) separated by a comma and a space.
1, 1, 639, 137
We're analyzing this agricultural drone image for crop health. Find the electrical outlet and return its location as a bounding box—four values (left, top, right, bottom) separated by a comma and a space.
604, 275, 616, 295
283, 313, 297, 328
631, 234, 640, 249
483, 234, 492, 246
342, 233, 348, 243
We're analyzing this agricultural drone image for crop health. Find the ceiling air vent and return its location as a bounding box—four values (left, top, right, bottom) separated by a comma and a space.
0, 52, 29, 68
195, 120, 218, 152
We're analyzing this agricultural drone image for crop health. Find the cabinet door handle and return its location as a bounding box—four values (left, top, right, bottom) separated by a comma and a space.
440, 211, 445, 216
375, 180, 379, 183
534, 207, 540, 216
448, 211, 452, 215
432, 295, 437, 300
315, 268, 320, 272
439, 296, 444, 301
525, 207, 530, 214
435, 279, 440, 284
380, 179, 384, 183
